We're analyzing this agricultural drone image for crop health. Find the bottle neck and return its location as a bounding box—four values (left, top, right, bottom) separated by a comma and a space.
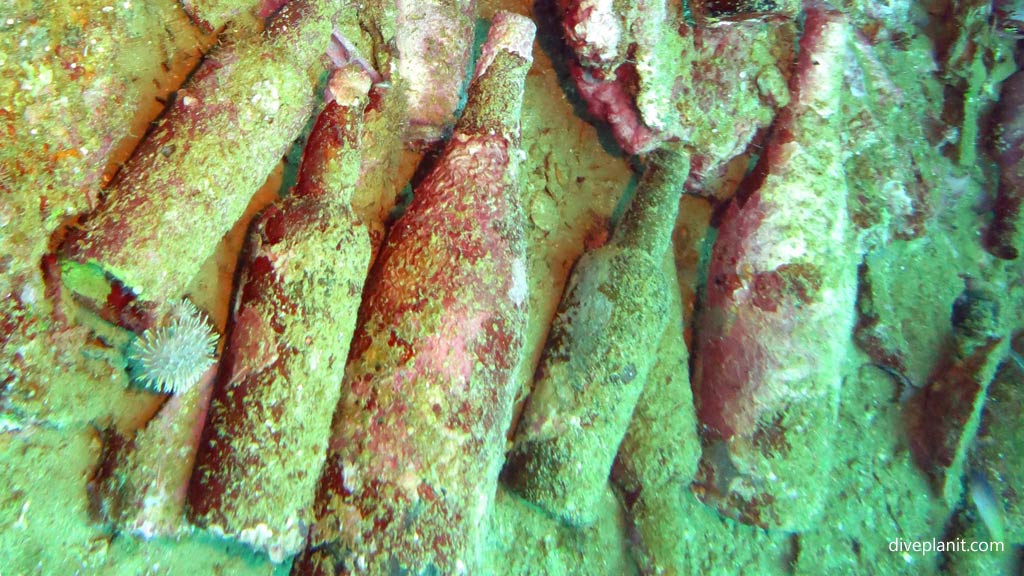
611, 147, 690, 257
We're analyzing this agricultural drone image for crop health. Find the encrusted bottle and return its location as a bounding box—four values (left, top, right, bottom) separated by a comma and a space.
691, 8, 857, 531
294, 12, 535, 575
187, 66, 373, 563
62, 0, 335, 313
502, 145, 690, 526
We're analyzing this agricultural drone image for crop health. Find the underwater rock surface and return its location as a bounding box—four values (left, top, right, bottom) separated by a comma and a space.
1, 0, 1023, 574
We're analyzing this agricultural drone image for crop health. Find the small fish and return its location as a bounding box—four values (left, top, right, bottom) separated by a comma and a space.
1008, 348, 1024, 373
871, 363, 918, 404
968, 468, 1006, 543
